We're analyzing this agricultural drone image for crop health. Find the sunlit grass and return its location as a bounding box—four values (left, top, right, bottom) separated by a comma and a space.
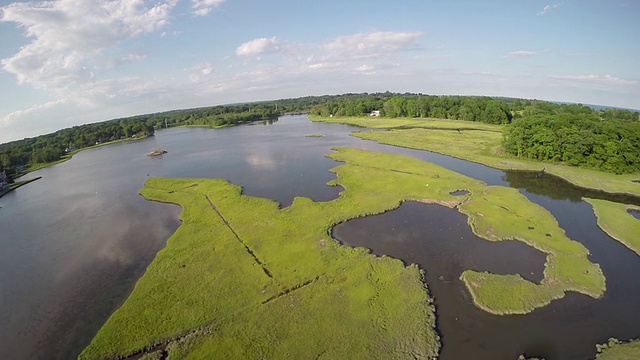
311, 115, 640, 197
584, 198, 640, 256
80, 148, 606, 358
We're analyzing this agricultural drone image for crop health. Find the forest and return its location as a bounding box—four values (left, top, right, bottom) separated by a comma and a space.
1, 93, 638, 176
503, 112, 640, 174
307, 94, 640, 174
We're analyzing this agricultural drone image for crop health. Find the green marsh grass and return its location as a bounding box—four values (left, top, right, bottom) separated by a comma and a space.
311, 115, 640, 197
584, 198, 640, 256
81, 148, 606, 358
596, 338, 640, 360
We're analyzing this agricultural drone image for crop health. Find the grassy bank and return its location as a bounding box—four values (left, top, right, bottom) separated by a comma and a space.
13, 135, 152, 179
459, 185, 605, 314
584, 198, 640, 256
596, 338, 640, 359
0, 177, 41, 198
310, 115, 640, 197
81, 148, 606, 358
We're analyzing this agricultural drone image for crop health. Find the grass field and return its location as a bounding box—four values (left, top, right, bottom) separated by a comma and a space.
584, 198, 640, 256
310, 115, 640, 197
80, 148, 606, 358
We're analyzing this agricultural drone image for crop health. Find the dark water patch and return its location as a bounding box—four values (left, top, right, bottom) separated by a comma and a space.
504, 170, 640, 206
449, 190, 469, 196
628, 209, 640, 220
332, 200, 640, 360
333, 202, 547, 284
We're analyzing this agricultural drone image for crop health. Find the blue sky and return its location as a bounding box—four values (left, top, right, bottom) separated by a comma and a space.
0, 0, 638, 143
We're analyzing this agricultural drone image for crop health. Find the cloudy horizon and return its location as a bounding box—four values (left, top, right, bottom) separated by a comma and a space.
1, 0, 638, 143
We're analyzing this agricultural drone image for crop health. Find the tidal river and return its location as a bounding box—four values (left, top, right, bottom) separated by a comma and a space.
0, 115, 638, 359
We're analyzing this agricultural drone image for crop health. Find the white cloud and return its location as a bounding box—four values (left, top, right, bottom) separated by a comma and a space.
107, 53, 147, 69
236, 37, 283, 58
505, 50, 539, 58
188, 62, 215, 81
539, 3, 563, 16
548, 74, 638, 86
192, 0, 226, 16
0, 0, 176, 91
355, 64, 375, 72
323, 31, 424, 60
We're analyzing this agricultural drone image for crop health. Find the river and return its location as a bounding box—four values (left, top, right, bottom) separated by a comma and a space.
0, 115, 638, 359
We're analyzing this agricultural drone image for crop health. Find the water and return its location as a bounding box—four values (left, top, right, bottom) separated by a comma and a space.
0, 115, 638, 359
334, 200, 640, 360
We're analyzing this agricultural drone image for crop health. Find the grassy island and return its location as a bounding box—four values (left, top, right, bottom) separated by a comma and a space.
310, 116, 640, 197
81, 148, 606, 359
584, 198, 640, 256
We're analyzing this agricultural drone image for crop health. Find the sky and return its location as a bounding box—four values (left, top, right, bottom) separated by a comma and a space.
0, 0, 638, 144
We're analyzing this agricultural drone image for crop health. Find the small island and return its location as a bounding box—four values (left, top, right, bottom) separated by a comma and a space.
147, 148, 168, 157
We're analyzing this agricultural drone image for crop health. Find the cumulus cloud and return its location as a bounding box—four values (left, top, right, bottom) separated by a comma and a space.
236, 37, 283, 57
191, 0, 226, 16
505, 50, 539, 58
188, 62, 215, 81
539, 3, 563, 16
324, 31, 423, 59
0, 0, 176, 91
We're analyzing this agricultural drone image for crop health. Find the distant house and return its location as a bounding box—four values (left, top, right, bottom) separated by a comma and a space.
369, 110, 381, 117
65, 146, 77, 153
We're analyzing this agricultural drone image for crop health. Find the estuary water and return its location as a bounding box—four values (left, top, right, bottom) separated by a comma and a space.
0, 115, 638, 359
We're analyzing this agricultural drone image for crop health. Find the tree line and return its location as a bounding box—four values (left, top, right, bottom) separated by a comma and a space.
307, 94, 639, 174
1, 93, 638, 176
0, 102, 280, 176
309, 94, 515, 124
503, 112, 640, 174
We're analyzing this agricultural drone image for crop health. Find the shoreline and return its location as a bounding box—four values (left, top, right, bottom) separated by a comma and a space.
310, 115, 640, 198
0, 177, 42, 199
81, 148, 607, 359
584, 198, 640, 256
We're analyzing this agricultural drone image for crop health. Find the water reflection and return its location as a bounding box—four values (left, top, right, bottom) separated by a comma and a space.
504, 170, 640, 206
1, 115, 639, 360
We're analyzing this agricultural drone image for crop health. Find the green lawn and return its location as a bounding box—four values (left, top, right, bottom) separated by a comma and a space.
81, 148, 606, 358
584, 198, 640, 256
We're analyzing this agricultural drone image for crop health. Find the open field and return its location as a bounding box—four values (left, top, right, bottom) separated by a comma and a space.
81, 148, 606, 358
310, 116, 640, 197
584, 198, 640, 256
